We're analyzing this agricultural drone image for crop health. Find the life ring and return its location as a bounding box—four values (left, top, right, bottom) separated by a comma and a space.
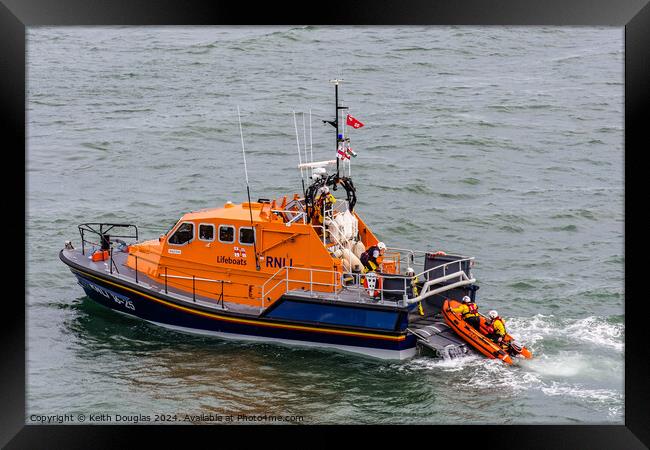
362, 272, 382, 298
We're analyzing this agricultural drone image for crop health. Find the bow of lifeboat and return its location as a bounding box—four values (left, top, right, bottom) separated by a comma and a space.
122, 196, 351, 310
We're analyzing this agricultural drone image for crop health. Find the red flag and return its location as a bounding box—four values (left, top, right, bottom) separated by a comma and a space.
346, 114, 364, 129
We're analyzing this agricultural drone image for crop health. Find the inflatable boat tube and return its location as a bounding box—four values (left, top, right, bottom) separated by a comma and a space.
442, 299, 532, 364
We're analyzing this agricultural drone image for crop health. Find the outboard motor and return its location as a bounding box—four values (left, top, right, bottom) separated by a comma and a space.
509, 340, 524, 354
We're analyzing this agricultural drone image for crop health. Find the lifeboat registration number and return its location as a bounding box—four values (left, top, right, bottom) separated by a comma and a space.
78, 277, 136, 311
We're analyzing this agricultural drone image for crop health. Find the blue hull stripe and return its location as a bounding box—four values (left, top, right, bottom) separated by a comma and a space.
265, 299, 400, 330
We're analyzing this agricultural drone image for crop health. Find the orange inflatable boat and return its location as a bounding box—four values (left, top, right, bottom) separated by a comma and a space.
442, 299, 532, 364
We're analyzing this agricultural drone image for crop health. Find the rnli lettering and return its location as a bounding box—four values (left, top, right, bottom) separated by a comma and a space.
168, 249, 181, 255
265, 256, 293, 268
216, 255, 247, 266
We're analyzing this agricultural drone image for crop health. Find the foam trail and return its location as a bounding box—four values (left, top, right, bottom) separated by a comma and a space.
506, 314, 624, 352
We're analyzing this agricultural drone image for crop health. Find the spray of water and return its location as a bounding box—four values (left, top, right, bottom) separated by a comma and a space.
395, 313, 623, 419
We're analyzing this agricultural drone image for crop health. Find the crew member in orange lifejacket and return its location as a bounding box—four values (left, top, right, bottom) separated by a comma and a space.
485, 310, 507, 344
450, 296, 481, 330
360, 241, 386, 273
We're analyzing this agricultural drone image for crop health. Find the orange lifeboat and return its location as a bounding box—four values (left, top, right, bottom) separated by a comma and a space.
442, 299, 532, 364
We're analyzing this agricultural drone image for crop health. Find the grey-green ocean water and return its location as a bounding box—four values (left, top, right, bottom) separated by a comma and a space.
27, 26, 624, 424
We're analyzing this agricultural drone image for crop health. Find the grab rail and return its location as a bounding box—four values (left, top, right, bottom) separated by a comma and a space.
99, 232, 476, 311
271, 209, 307, 225
79, 223, 139, 256
260, 265, 340, 310
106, 249, 241, 310
159, 271, 231, 307
257, 257, 475, 307
415, 257, 475, 281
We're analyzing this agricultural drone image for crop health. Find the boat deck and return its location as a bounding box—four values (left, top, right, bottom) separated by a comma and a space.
63, 248, 263, 316
62, 248, 407, 317
285, 286, 404, 307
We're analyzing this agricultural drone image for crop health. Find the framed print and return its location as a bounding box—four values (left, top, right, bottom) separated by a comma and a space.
3, 0, 648, 447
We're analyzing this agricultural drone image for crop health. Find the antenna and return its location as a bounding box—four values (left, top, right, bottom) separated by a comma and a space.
302, 112, 308, 174
309, 109, 313, 165
293, 110, 307, 200
237, 106, 249, 185
293, 111, 303, 179
237, 106, 260, 271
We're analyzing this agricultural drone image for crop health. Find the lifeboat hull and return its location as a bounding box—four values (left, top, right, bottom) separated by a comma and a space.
442, 300, 532, 364
62, 250, 418, 360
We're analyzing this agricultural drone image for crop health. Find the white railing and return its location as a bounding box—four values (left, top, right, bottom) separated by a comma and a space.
385, 246, 474, 275
259, 265, 288, 310
118, 239, 475, 312
271, 209, 307, 225
257, 255, 476, 309
259, 265, 341, 311
415, 257, 475, 280
404, 270, 475, 305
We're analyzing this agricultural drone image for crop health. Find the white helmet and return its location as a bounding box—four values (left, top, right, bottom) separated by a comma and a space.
488, 310, 498, 319
405, 267, 415, 276
462, 296, 471, 303
322, 186, 330, 194
377, 242, 386, 251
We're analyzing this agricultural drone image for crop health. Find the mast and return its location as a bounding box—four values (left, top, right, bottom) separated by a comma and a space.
329, 79, 348, 179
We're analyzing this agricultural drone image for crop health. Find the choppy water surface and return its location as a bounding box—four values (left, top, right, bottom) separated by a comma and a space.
27, 26, 623, 424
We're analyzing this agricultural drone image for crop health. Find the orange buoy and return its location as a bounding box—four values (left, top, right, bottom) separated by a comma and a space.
91, 250, 109, 262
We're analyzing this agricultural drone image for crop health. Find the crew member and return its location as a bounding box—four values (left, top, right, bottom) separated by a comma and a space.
360, 241, 386, 273
450, 296, 481, 330
313, 186, 336, 226
485, 310, 507, 345
406, 267, 423, 316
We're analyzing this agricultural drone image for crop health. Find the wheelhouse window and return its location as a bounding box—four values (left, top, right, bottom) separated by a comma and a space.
168, 222, 194, 245
239, 227, 255, 245
218, 225, 235, 243
199, 224, 215, 241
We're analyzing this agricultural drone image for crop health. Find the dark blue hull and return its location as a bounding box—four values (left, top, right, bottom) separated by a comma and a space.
71, 268, 417, 359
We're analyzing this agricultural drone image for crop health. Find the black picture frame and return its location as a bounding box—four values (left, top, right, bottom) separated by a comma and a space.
3, 0, 647, 447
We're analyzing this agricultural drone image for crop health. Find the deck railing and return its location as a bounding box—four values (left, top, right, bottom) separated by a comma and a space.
78, 223, 138, 256
104, 248, 236, 310
91, 228, 475, 311
257, 255, 476, 308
